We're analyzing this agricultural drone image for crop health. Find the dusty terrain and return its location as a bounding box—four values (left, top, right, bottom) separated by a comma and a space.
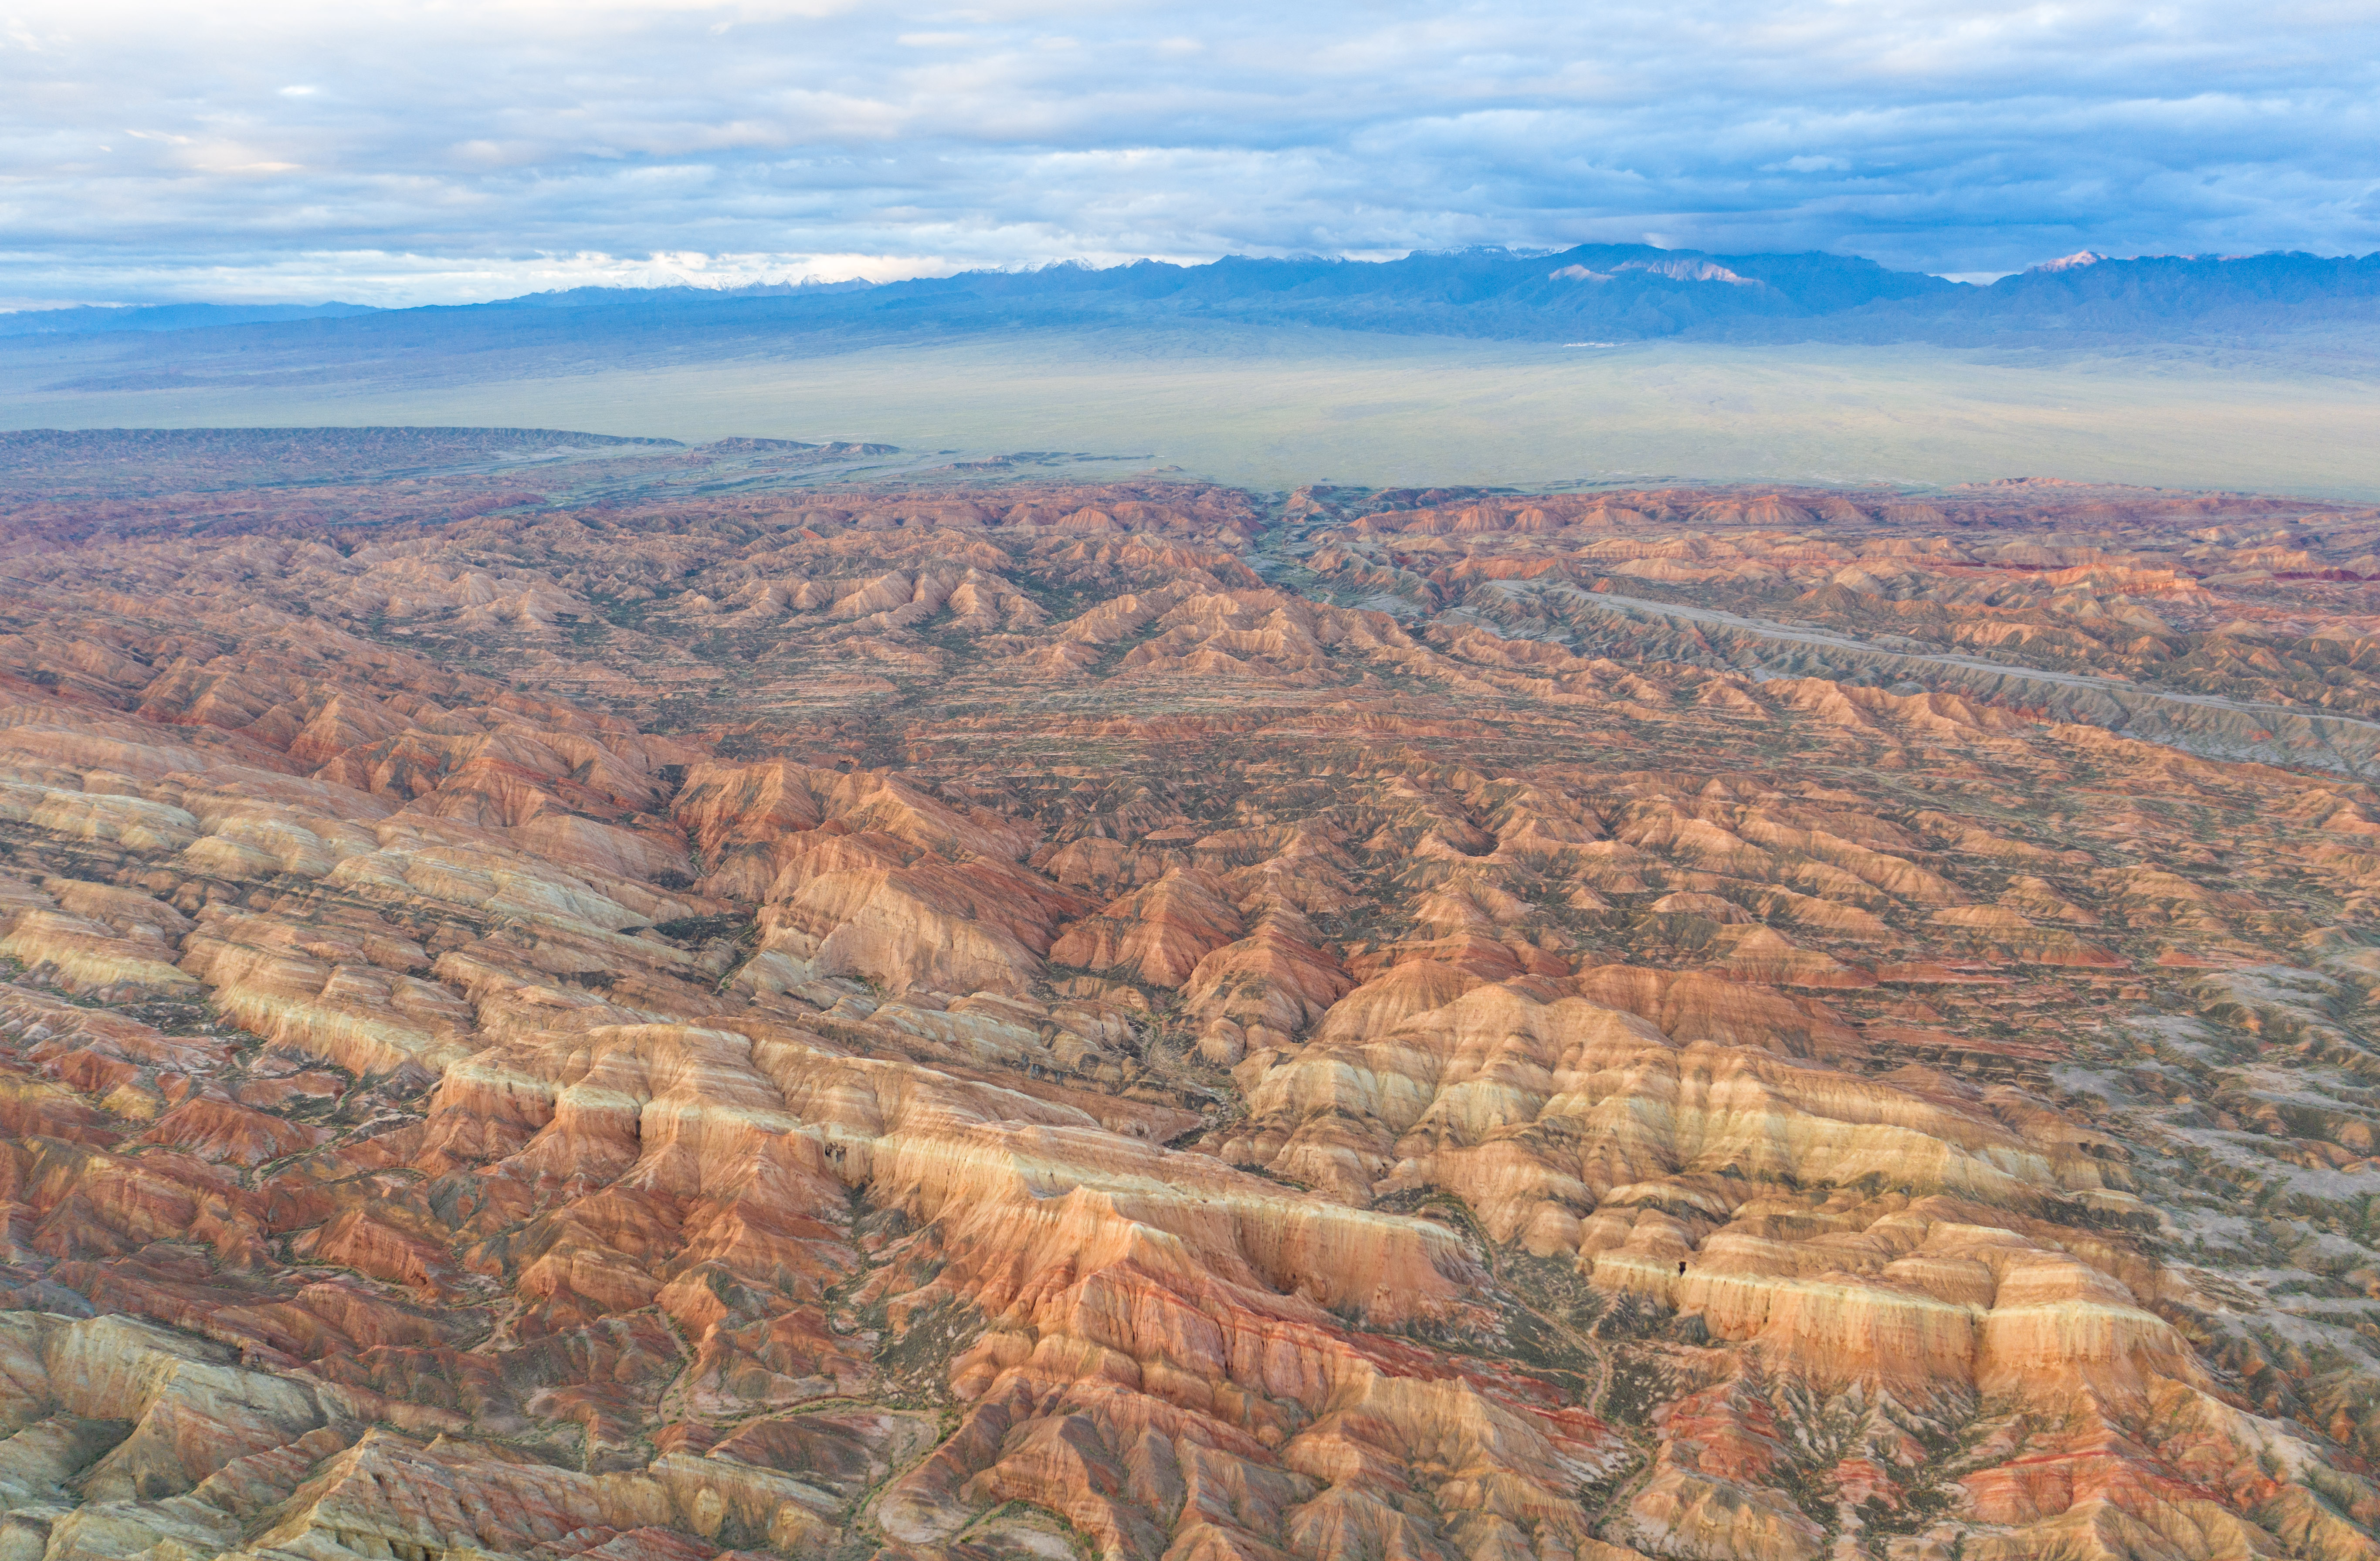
1, 432, 2380, 1561
12, 330, 2380, 502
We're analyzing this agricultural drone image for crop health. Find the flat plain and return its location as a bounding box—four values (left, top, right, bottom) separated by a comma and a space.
5, 324, 2378, 497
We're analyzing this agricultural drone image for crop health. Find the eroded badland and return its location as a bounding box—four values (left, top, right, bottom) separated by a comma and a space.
3, 431, 2380, 1561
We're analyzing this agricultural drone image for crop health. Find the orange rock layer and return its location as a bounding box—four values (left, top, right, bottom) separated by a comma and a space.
0, 463, 2367, 1561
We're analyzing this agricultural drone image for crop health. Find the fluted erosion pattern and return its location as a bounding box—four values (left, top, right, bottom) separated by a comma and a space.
2, 451, 2380, 1561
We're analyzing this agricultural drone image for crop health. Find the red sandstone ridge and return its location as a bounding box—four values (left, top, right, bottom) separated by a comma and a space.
0, 444, 2369, 1561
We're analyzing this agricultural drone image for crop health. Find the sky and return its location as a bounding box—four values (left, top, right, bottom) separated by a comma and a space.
2, 0, 2377, 308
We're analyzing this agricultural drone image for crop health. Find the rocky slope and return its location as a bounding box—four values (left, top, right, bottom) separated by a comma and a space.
0, 447, 2376, 1561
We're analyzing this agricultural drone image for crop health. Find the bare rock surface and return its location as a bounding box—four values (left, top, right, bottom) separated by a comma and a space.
0, 451, 2371, 1559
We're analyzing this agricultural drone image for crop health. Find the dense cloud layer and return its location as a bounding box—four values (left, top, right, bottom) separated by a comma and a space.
3, 0, 2377, 305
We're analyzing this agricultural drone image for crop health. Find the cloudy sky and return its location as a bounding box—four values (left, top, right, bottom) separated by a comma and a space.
3, 0, 2377, 306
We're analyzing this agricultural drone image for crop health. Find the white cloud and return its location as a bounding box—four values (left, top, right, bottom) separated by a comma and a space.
0, 0, 2374, 303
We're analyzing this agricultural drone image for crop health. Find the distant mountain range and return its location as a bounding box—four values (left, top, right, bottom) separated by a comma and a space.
7, 245, 2378, 348
0, 300, 380, 337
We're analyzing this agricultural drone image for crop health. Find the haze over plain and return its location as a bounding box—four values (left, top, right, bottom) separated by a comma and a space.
7, 325, 2378, 499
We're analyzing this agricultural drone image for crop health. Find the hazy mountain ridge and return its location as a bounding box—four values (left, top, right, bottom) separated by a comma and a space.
8, 245, 2380, 349
0, 300, 380, 337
